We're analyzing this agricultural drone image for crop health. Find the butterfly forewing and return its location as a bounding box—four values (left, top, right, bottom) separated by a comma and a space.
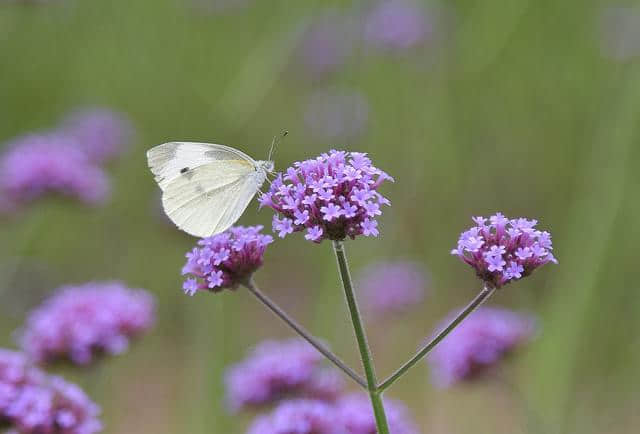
147, 142, 256, 190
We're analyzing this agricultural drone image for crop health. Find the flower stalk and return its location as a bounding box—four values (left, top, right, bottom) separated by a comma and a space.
332, 240, 390, 434
378, 285, 496, 392
244, 278, 367, 389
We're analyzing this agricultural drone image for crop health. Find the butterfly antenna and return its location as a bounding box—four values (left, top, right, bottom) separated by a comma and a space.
268, 130, 288, 161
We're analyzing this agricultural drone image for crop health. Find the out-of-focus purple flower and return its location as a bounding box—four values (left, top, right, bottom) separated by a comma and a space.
18, 282, 155, 366
0, 348, 102, 434
225, 339, 343, 411
260, 150, 392, 243
0, 350, 43, 409
428, 307, 537, 387
296, 11, 355, 79
247, 399, 337, 434
300, 369, 345, 403
363, 0, 431, 52
304, 89, 369, 141
0, 134, 110, 209
335, 394, 419, 434
357, 261, 428, 315
451, 213, 557, 288
181, 225, 273, 295
600, 6, 640, 61
59, 108, 133, 164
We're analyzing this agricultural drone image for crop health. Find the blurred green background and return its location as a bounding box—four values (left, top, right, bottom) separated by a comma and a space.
1, 0, 639, 433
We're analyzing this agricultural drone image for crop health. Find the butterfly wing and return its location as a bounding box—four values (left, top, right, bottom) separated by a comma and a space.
147, 142, 265, 237
147, 141, 257, 190
161, 163, 265, 237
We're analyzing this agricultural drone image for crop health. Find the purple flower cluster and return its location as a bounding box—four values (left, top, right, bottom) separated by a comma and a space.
1, 348, 101, 434
451, 213, 557, 288
0, 134, 110, 209
225, 339, 343, 411
363, 0, 431, 52
335, 394, 418, 434
357, 261, 428, 315
60, 108, 133, 164
0, 107, 132, 211
303, 90, 369, 142
428, 307, 537, 387
260, 150, 393, 242
247, 400, 336, 434
247, 395, 418, 434
181, 225, 273, 295
19, 282, 155, 365
228, 340, 418, 432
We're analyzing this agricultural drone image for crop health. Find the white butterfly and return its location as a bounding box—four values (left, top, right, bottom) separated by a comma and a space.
147, 142, 274, 238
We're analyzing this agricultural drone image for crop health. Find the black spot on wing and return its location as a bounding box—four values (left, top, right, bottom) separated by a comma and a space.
181, 167, 196, 179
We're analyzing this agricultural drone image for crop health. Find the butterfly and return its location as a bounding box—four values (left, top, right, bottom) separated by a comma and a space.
147, 142, 274, 237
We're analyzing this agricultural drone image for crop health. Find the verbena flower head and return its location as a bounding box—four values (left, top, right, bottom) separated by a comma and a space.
0, 134, 110, 209
357, 261, 428, 314
451, 213, 557, 288
363, 0, 431, 52
225, 339, 343, 411
428, 307, 537, 387
304, 90, 369, 142
19, 282, 155, 365
260, 150, 393, 242
247, 399, 336, 434
181, 225, 273, 295
60, 108, 133, 164
1, 348, 102, 434
335, 394, 419, 434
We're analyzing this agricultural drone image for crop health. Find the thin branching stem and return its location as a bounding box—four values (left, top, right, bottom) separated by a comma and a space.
378, 285, 496, 392
244, 278, 367, 389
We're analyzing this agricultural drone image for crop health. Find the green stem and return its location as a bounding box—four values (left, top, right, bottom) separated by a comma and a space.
332, 241, 390, 434
378, 285, 496, 392
244, 278, 367, 389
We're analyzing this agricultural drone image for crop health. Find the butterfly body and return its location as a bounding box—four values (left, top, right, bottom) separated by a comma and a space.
147, 142, 272, 237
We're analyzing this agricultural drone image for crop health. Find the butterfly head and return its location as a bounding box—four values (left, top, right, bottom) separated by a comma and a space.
258, 160, 275, 173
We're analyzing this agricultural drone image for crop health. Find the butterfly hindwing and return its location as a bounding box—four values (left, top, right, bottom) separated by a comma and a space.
160, 161, 259, 237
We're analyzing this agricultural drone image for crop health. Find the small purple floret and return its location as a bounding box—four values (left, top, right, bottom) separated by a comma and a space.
451, 213, 557, 288
261, 150, 393, 242
18, 282, 155, 366
225, 339, 343, 411
181, 225, 273, 294
428, 307, 537, 387
0, 348, 102, 434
